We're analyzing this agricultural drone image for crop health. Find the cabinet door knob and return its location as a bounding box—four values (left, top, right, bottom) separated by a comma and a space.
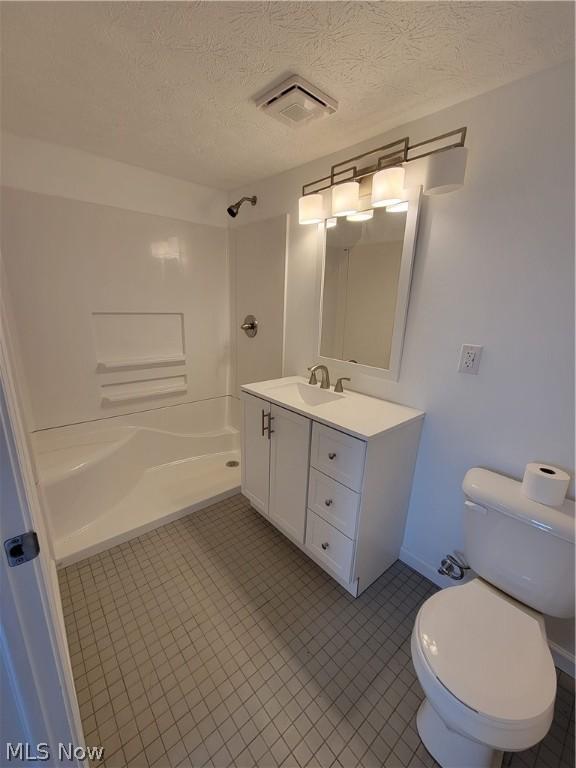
321, 542, 329, 550
328, 452, 336, 460
324, 499, 333, 507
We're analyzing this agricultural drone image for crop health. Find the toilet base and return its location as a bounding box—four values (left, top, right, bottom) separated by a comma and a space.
416, 699, 503, 768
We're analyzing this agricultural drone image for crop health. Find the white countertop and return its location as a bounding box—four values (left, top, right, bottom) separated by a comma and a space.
241, 376, 424, 440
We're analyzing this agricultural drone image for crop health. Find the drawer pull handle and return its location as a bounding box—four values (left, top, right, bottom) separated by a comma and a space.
328, 452, 337, 460
324, 499, 333, 507
321, 542, 329, 550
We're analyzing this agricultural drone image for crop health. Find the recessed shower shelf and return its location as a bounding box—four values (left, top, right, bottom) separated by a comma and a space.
101, 382, 188, 404
96, 354, 185, 372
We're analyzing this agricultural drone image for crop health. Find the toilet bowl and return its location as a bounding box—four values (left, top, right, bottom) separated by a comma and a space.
412, 579, 556, 768
410, 468, 574, 768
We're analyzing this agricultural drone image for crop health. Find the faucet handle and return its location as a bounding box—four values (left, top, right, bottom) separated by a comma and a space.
334, 377, 351, 393
307, 367, 318, 385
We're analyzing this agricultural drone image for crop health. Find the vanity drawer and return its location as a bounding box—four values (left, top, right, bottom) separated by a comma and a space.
305, 510, 354, 583
308, 468, 360, 539
311, 423, 366, 491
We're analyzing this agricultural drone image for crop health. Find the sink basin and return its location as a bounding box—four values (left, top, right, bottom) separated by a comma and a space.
242, 376, 425, 440
266, 381, 343, 406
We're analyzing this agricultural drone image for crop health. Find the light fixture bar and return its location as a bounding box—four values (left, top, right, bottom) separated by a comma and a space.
406, 127, 467, 162
301, 126, 467, 196
330, 137, 409, 186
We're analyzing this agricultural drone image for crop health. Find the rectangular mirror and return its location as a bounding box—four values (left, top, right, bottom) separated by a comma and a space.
319, 187, 421, 380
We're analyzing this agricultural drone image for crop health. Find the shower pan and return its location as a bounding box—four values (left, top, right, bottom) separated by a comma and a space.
33, 400, 240, 566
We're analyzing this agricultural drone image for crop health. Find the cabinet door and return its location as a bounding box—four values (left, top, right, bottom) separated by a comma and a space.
241, 393, 271, 515
269, 404, 311, 543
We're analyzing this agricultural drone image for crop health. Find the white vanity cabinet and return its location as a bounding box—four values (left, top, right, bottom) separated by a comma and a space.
241, 391, 271, 515
241, 395, 311, 542
240, 380, 424, 597
268, 404, 311, 542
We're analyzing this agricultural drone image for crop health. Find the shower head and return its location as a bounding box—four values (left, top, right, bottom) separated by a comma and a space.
227, 196, 257, 218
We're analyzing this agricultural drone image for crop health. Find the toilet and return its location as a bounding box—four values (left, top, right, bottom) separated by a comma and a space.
411, 467, 575, 768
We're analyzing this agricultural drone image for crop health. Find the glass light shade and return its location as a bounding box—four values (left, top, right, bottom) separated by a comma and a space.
298, 193, 324, 225
386, 201, 409, 213
346, 209, 374, 222
424, 146, 468, 195
331, 181, 360, 217
325, 217, 337, 229
371, 166, 405, 208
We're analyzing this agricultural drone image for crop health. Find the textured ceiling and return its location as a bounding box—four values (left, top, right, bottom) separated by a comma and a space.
1, 2, 573, 190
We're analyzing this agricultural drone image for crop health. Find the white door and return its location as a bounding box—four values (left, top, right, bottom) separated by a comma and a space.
232, 215, 287, 393
240, 392, 271, 515
269, 404, 311, 543
0, 337, 84, 765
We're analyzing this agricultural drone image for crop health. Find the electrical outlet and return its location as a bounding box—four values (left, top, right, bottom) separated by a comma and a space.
458, 344, 483, 374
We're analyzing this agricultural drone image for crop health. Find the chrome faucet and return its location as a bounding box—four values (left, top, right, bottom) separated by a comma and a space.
334, 377, 351, 393
307, 364, 331, 389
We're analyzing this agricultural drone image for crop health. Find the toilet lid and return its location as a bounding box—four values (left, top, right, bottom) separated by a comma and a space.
416, 580, 556, 723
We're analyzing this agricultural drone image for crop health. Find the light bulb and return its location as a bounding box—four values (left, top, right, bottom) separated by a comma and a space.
424, 147, 468, 195
298, 193, 324, 225
371, 166, 405, 208
346, 210, 374, 222
331, 181, 360, 217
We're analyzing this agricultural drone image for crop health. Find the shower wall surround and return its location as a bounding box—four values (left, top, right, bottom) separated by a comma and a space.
229, 214, 288, 397
0, 145, 230, 431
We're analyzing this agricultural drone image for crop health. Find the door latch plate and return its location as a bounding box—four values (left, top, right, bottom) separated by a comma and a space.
4, 532, 40, 567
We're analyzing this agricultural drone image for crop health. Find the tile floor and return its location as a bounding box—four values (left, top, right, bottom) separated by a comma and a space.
59, 494, 575, 768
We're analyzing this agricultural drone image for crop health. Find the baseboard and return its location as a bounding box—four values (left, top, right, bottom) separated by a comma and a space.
399, 546, 576, 679
399, 546, 448, 589
549, 641, 576, 678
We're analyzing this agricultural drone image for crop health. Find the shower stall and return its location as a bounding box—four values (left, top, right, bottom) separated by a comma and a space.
1, 174, 287, 567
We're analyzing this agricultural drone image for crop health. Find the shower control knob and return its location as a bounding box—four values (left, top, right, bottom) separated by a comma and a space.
240, 314, 258, 338
324, 499, 333, 507
321, 542, 329, 550
328, 452, 336, 460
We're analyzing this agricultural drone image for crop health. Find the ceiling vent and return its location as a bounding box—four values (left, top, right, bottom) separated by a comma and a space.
255, 75, 338, 128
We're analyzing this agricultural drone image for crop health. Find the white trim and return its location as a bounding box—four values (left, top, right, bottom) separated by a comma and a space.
317, 186, 422, 382
549, 641, 576, 678
399, 545, 448, 589
96, 355, 185, 372
280, 213, 291, 377
399, 546, 576, 678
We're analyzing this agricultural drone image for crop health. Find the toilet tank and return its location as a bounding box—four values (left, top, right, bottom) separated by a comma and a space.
462, 468, 575, 618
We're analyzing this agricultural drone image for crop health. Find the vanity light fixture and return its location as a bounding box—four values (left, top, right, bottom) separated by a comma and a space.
298, 193, 325, 225
298, 126, 467, 225
325, 217, 338, 229
331, 181, 360, 217
424, 146, 468, 195
371, 166, 405, 207
347, 209, 374, 222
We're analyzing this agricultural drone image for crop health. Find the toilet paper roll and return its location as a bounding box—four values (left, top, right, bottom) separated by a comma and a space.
521, 463, 570, 507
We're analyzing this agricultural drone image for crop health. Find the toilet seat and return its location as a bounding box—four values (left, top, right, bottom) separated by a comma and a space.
412, 579, 556, 752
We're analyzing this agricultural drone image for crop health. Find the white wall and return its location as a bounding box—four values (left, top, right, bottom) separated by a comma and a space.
1, 133, 227, 228
229, 215, 288, 396
229, 61, 575, 663
1, 138, 231, 431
